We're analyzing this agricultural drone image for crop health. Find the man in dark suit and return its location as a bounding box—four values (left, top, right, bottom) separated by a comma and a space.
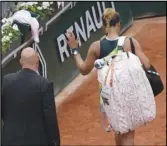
1, 47, 60, 145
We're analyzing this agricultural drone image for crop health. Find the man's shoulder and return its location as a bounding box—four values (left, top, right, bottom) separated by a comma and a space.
3, 72, 17, 81
39, 76, 53, 92
39, 76, 52, 85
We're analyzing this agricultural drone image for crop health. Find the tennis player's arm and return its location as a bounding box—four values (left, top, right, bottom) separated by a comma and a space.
124, 38, 150, 69
73, 41, 100, 75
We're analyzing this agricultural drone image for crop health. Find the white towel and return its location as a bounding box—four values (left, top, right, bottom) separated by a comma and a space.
12, 10, 40, 43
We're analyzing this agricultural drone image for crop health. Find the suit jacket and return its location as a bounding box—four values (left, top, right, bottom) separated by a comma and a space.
1, 68, 60, 146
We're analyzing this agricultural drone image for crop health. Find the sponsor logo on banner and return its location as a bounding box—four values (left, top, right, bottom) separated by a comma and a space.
57, 2, 111, 62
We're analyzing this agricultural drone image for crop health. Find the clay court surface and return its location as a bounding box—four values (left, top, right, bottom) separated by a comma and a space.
56, 17, 166, 145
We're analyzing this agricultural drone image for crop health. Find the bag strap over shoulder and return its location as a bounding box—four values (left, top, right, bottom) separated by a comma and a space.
129, 37, 135, 54
117, 36, 127, 52
118, 36, 130, 58
102, 36, 128, 62
117, 36, 127, 47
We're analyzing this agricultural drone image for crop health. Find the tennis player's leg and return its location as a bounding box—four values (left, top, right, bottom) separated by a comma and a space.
115, 130, 135, 146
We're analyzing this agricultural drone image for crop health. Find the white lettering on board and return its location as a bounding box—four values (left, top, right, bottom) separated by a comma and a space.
57, 34, 70, 62
56, 2, 111, 62
85, 10, 96, 39
92, 2, 103, 29
74, 17, 87, 47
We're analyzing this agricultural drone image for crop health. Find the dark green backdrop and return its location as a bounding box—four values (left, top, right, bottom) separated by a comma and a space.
129, 2, 166, 19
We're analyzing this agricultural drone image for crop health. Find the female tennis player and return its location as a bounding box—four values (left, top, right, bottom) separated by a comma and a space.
66, 8, 150, 146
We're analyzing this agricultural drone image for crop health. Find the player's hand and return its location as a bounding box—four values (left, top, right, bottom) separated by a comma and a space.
66, 31, 79, 49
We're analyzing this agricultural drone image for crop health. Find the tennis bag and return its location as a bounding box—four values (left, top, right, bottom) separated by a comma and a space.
96, 36, 156, 134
